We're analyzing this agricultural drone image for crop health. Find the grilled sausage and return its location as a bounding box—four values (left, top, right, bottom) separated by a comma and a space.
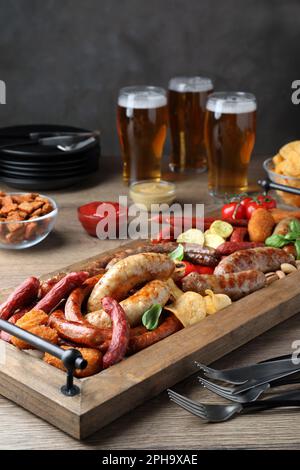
127, 314, 182, 355
36, 272, 89, 313
216, 242, 264, 256
105, 242, 220, 269
101, 297, 130, 368
182, 270, 266, 300
48, 310, 111, 347
87, 253, 174, 312
214, 247, 296, 275
0, 277, 40, 321
64, 274, 103, 322
86, 279, 170, 328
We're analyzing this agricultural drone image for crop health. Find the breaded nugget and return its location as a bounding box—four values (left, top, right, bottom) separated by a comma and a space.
248, 208, 275, 242
11, 325, 58, 349
44, 346, 103, 377
16, 309, 48, 330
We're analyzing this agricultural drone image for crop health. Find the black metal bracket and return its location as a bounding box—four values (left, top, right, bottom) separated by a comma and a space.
258, 178, 300, 196
0, 318, 87, 396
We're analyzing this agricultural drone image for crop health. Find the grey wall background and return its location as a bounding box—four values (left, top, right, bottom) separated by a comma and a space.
0, 0, 300, 158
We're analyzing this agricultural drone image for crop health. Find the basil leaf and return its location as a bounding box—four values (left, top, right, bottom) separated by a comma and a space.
295, 240, 300, 260
265, 234, 289, 248
142, 304, 163, 330
169, 243, 184, 261
284, 231, 298, 241
289, 219, 300, 234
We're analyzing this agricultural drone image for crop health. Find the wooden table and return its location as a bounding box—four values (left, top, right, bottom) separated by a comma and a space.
1, 157, 300, 450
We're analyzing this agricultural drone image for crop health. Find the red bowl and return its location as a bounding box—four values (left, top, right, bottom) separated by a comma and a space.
77, 201, 128, 237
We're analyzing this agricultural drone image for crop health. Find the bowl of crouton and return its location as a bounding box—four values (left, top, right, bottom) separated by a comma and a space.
0, 192, 58, 249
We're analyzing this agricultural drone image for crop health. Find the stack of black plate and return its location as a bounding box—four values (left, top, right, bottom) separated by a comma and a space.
0, 125, 100, 190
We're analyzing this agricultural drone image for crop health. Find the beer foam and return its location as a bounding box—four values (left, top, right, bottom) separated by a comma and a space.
169, 76, 213, 93
206, 92, 257, 114
118, 91, 167, 109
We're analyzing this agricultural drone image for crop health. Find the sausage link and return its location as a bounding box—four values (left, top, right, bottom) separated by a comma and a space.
40, 268, 106, 298
64, 274, 103, 322
105, 242, 220, 269
86, 279, 170, 328
48, 310, 112, 347
216, 241, 264, 256
0, 277, 40, 321
230, 227, 248, 243
182, 270, 266, 300
127, 314, 182, 355
101, 297, 130, 368
88, 253, 174, 312
214, 247, 296, 275
36, 271, 89, 314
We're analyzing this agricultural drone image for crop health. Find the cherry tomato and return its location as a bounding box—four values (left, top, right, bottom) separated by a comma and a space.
180, 261, 214, 277
257, 195, 277, 210
245, 201, 261, 219
221, 202, 246, 220
239, 196, 253, 208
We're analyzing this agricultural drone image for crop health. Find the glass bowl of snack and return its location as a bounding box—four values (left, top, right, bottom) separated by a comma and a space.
0, 192, 58, 249
263, 141, 300, 207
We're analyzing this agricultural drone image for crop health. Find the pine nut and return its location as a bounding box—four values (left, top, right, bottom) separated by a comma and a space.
276, 270, 285, 279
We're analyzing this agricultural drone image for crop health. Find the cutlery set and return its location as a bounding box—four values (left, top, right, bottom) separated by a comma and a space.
168, 353, 300, 422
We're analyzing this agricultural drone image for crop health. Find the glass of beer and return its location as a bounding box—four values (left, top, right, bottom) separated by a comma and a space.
205, 92, 256, 197
168, 76, 213, 173
117, 86, 168, 182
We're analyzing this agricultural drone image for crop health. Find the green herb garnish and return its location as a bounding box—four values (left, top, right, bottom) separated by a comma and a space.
142, 304, 163, 330
169, 243, 184, 261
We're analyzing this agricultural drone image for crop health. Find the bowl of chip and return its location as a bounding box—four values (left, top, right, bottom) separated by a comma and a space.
0, 192, 58, 249
263, 143, 300, 207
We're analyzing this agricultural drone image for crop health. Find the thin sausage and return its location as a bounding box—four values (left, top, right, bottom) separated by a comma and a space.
36, 271, 89, 313
86, 280, 170, 328
230, 227, 248, 243
64, 274, 103, 322
48, 310, 112, 347
105, 242, 220, 269
88, 253, 174, 312
0, 277, 40, 321
101, 297, 130, 368
216, 241, 264, 256
127, 314, 182, 355
182, 270, 266, 300
214, 247, 296, 275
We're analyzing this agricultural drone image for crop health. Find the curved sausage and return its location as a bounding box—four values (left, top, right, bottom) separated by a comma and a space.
106, 242, 220, 269
182, 270, 266, 300
64, 274, 103, 322
48, 310, 112, 347
214, 247, 296, 275
216, 242, 264, 256
127, 314, 182, 355
36, 271, 89, 313
101, 297, 130, 368
40, 268, 106, 298
0, 277, 40, 321
87, 253, 174, 312
86, 280, 170, 328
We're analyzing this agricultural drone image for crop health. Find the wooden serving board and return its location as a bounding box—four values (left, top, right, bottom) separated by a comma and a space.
1, 241, 300, 439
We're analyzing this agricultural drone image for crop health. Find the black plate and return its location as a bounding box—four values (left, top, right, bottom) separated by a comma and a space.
0, 156, 91, 168
1, 174, 89, 190
0, 166, 93, 179
0, 124, 99, 155
0, 161, 90, 173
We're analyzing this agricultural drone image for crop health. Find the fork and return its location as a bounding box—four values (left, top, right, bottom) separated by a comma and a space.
194, 354, 300, 384
198, 374, 300, 403
168, 389, 300, 422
